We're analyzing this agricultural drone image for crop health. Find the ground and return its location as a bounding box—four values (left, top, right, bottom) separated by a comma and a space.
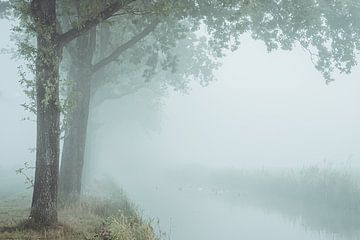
0, 192, 158, 240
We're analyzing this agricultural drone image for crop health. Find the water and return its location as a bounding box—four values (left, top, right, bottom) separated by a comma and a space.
114, 172, 360, 240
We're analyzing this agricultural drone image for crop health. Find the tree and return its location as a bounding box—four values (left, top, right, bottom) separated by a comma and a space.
58, 11, 218, 202
6, 0, 360, 226
0, 1, 10, 18
59, 0, 360, 203
10, 0, 142, 226
8, 0, 221, 225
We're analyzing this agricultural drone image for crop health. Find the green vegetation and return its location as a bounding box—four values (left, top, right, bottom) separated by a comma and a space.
0, 192, 158, 240
213, 166, 360, 238
218, 166, 360, 210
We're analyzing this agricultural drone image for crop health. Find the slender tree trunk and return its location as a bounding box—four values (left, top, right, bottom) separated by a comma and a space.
81, 111, 104, 186
59, 29, 95, 203
59, 67, 91, 202
30, 0, 62, 226
59, 19, 156, 200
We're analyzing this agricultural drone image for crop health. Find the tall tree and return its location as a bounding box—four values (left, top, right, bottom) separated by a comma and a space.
11, 0, 141, 226
57, 0, 98, 203
5, 0, 360, 226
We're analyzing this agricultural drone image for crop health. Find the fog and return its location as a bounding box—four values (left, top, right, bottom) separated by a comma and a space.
93, 36, 360, 177
0, 21, 34, 171
88, 35, 360, 240
1, 13, 360, 240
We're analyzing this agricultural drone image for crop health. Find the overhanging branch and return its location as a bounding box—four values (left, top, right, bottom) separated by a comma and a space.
58, 0, 136, 46
91, 20, 159, 74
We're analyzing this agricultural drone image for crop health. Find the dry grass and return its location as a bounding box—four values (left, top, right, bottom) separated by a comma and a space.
0, 192, 158, 240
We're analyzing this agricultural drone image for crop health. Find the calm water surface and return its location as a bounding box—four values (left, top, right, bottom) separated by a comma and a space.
117, 174, 359, 240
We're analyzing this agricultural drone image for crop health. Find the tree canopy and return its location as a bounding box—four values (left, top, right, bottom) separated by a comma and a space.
4, 0, 360, 86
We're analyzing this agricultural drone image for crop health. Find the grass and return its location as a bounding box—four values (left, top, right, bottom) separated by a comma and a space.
216, 166, 360, 210
212, 166, 360, 237
0, 190, 158, 240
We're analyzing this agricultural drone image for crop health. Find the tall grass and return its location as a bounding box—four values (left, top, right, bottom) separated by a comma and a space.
212, 166, 360, 238
0, 186, 160, 240
221, 166, 360, 210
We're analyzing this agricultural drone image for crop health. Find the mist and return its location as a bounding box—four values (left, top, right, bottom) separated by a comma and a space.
82, 36, 360, 240
97, 39, 360, 171
91, 36, 360, 181
1, 2, 360, 239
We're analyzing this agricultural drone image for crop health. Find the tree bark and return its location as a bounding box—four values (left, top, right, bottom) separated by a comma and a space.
59, 29, 95, 203
30, 0, 61, 226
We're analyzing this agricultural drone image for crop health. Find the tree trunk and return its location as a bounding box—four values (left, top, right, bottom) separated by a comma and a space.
30, 0, 61, 226
59, 29, 95, 203
59, 67, 91, 202
81, 110, 104, 186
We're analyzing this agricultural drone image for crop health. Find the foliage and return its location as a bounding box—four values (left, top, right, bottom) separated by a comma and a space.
5, 0, 360, 118
15, 162, 35, 189
217, 166, 360, 210
0, 1, 10, 18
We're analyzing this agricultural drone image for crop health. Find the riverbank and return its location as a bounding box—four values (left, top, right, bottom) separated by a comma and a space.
211, 166, 360, 238
0, 191, 158, 240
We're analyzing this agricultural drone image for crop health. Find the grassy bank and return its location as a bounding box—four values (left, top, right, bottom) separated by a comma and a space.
212, 166, 360, 237
216, 166, 360, 210
0, 191, 159, 240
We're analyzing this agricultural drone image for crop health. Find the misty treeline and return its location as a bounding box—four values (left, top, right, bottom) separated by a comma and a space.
0, 0, 360, 227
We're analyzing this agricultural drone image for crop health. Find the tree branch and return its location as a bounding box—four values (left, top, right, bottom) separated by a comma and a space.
57, 18, 78, 61
91, 20, 159, 74
58, 0, 136, 46
92, 82, 146, 108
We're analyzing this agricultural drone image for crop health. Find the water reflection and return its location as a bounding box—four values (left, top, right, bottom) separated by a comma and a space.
212, 168, 360, 240
114, 167, 360, 240
223, 190, 360, 240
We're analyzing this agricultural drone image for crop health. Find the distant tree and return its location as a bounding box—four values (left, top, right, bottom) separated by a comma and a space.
58, 10, 218, 202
